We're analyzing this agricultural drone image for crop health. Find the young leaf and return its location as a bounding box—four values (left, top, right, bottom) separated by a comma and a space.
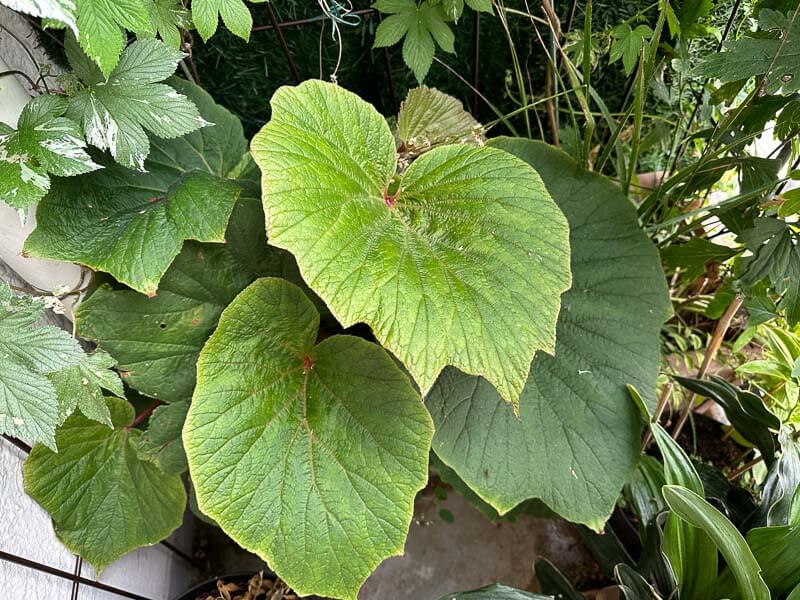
75, 0, 154, 77
373, 0, 455, 82
0, 95, 100, 211
132, 400, 189, 474
396, 86, 483, 153
184, 278, 434, 600
26, 80, 244, 295
697, 9, 800, 95
0, 0, 78, 33
192, 0, 253, 42
74, 242, 257, 402
425, 139, 669, 529
0, 285, 84, 449
663, 485, 770, 600
64, 36, 207, 170
23, 397, 186, 571
251, 81, 571, 407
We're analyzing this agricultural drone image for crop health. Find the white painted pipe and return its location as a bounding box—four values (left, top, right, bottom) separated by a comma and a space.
0, 58, 84, 319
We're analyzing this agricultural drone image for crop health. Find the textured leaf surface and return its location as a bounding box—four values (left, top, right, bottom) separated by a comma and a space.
132, 400, 188, 474
184, 278, 434, 599
146, 0, 191, 48
373, 0, 455, 82
23, 397, 186, 570
251, 80, 571, 406
49, 349, 122, 426
75, 0, 153, 77
0, 95, 100, 210
0, 284, 84, 448
75, 242, 254, 402
26, 79, 243, 295
64, 36, 206, 169
396, 86, 482, 153
425, 139, 668, 528
697, 9, 800, 95
192, 0, 252, 41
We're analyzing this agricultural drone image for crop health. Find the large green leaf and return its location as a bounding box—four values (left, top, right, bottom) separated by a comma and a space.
0, 95, 100, 211
697, 9, 800, 95
75, 242, 254, 402
663, 485, 770, 600
48, 348, 123, 426
26, 79, 245, 295
425, 139, 668, 529
251, 80, 571, 407
23, 397, 186, 570
184, 278, 434, 600
63, 35, 206, 169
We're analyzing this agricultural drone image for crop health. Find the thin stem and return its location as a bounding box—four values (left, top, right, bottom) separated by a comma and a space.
672, 295, 744, 440
127, 400, 164, 430
727, 455, 764, 481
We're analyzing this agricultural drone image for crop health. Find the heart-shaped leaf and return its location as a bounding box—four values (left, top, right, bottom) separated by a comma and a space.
184, 278, 434, 599
251, 80, 571, 406
23, 396, 186, 570
425, 140, 669, 529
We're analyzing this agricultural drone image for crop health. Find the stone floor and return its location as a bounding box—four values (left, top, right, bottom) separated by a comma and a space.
200, 485, 599, 600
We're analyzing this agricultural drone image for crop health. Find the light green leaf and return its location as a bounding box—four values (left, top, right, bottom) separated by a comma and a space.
373, 0, 454, 82
0, 0, 77, 33
396, 86, 482, 152
75, 242, 255, 402
65, 36, 206, 170
663, 485, 770, 600
75, 0, 153, 77
697, 9, 800, 95
23, 397, 186, 570
0, 288, 85, 449
610, 23, 653, 75
184, 278, 434, 600
425, 139, 668, 528
192, 0, 252, 41
651, 423, 717, 598
0, 95, 100, 211
48, 349, 122, 426
145, 0, 191, 48
132, 400, 188, 474
251, 81, 571, 406
464, 0, 492, 12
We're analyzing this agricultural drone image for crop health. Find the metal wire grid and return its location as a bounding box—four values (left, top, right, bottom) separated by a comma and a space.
0, 5, 484, 598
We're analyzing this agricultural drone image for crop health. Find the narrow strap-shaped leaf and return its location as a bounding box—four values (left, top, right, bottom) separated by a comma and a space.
663, 485, 770, 600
